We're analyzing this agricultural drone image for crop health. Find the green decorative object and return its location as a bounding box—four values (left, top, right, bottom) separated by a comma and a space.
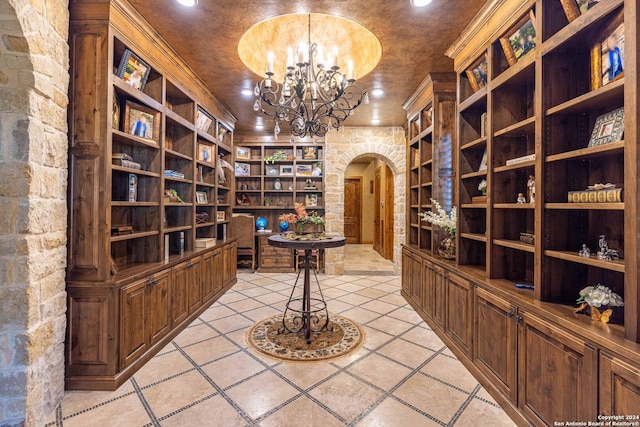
264, 150, 288, 164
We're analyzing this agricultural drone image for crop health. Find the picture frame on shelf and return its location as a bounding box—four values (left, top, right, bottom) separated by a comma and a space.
296, 149, 303, 160
123, 101, 160, 143
305, 193, 318, 207
465, 56, 488, 92
312, 162, 323, 177
588, 107, 624, 147
196, 191, 208, 204
235, 162, 250, 177
302, 146, 318, 159
296, 164, 312, 176
218, 125, 228, 143
601, 22, 624, 87
265, 165, 279, 176
216, 211, 225, 221
280, 165, 294, 176
198, 144, 213, 163
112, 92, 120, 130
499, 11, 537, 66
235, 146, 251, 160
116, 49, 151, 91
195, 107, 214, 132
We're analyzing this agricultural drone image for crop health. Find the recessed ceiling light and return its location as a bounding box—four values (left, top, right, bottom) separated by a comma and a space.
176, 0, 197, 6
411, 0, 432, 6
241, 89, 253, 96
371, 89, 384, 97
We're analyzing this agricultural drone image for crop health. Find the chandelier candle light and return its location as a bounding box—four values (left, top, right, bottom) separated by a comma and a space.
253, 15, 369, 140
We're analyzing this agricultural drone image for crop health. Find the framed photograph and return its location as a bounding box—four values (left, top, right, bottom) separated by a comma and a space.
302, 146, 318, 160
296, 164, 312, 176
265, 165, 279, 176
116, 49, 151, 91
198, 144, 213, 163
123, 101, 160, 143
305, 193, 318, 207
465, 56, 488, 92
296, 149, 303, 160
280, 165, 294, 176
311, 162, 323, 177
218, 125, 228, 143
216, 211, 225, 221
601, 22, 624, 86
196, 191, 208, 204
500, 11, 537, 66
588, 107, 624, 147
195, 107, 214, 132
236, 146, 251, 160
235, 162, 250, 177
112, 92, 120, 130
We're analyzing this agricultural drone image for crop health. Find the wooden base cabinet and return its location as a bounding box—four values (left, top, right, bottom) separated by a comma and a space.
66, 240, 236, 390
402, 245, 640, 426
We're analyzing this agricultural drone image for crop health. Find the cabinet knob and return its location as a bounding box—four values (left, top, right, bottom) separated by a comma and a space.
147, 279, 158, 287
187, 262, 194, 269
507, 310, 514, 318
515, 315, 523, 324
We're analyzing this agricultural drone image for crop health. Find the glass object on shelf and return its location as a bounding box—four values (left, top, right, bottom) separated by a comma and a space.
438, 236, 456, 260
279, 221, 289, 233
274, 179, 282, 190
256, 217, 267, 231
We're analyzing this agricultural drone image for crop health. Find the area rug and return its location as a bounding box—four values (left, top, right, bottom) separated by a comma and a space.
245, 313, 365, 362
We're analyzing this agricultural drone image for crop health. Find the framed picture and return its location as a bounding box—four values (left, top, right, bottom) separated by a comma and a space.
601, 22, 624, 86
302, 146, 318, 160
296, 164, 312, 176
588, 107, 624, 147
116, 49, 151, 91
296, 149, 303, 160
465, 56, 488, 92
265, 165, 279, 176
195, 107, 214, 132
216, 211, 225, 221
311, 162, 323, 177
123, 101, 160, 143
500, 11, 537, 66
218, 125, 228, 143
235, 162, 250, 177
198, 144, 213, 163
280, 165, 294, 176
236, 146, 251, 160
305, 193, 318, 207
112, 92, 120, 130
196, 191, 208, 204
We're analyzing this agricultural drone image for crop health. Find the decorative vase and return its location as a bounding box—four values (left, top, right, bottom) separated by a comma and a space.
255, 217, 267, 231
295, 222, 323, 235
438, 235, 456, 260
279, 221, 289, 232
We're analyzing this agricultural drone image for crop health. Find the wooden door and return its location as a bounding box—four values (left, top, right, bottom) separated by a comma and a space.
432, 264, 447, 328
212, 247, 224, 293
518, 310, 598, 426
224, 242, 237, 285
171, 262, 189, 327
445, 272, 473, 356
421, 260, 435, 318
201, 251, 215, 303
373, 167, 382, 254
147, 270, 170, 347
383, 165, 394, 260
599, 352, 640, 416
344, 177, 362, 244
187, 256, 202, 314
120, 279, 147, 368
474, 288, 518, 402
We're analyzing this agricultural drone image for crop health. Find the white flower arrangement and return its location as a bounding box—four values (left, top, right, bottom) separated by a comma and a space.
418, 198, 456, 237
478, 179, 487, 195
577, 284, 624, 308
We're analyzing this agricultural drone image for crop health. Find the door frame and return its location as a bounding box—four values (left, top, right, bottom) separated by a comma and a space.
384, 165, 394, 260
344, 176, 363, 244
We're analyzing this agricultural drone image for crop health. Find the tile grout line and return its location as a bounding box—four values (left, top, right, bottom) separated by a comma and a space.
130, 376, 161, 427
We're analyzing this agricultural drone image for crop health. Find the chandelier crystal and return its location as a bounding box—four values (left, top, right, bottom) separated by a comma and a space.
253, 15, 369, 139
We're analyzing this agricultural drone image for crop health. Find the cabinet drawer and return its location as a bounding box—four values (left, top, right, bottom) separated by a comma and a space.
260, 256, 295, 268
260, 245, 291, 257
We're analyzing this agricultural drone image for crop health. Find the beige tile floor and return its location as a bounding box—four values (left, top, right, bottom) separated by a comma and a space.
47, 252, 516, 426
343, 244, 396, 274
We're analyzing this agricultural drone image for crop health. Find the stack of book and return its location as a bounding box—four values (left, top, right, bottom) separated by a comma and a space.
112, 153, 141, 169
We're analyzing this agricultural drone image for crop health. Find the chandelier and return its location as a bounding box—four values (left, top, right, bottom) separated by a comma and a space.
253, 15, 369, 139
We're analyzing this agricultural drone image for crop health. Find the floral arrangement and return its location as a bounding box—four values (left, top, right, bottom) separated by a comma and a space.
478, 179, 487, 195
279, 203, 325, 232
575, 284, 624, 323
419, 198, 457, 237
264, 150, 289, 164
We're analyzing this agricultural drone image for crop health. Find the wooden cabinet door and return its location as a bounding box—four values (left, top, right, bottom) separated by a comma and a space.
422, 261, 435, 318
212, 248, 224, 294
410, 254, 422, 307
445, 273, 473, 356
171, 262, 189, 327
201, 251, 215, 303
120, 279, 147, 368
474, 288, 517, 402
147, 271, 170, 347
518, 310, 598, 426
187, 256, 203, 314
223, 242, 237, 286
432, 264, 447, 328
401, 249, 412, 295
599, 352, 640, 416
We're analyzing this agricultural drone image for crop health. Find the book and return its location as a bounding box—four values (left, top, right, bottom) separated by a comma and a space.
112, 158, 141, 169
112, 153, 133, 161
567, 188, 623, 203
500, 38, 518, 67
466, 70, 480, 92
164, 235, 169, 260
472, 195, 487, 204
559, 0, 581, 22
505, 153, 536, 166
128, 173, 137, 202
480, 112, 487, 138
111, 225, 133, 236
195, 238, 216, 248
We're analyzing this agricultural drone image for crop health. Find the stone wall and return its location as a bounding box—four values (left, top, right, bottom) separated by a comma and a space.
0, 0, 69, 425
324, 127, 406, 275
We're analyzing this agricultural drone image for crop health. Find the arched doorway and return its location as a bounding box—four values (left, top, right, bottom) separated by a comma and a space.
0, 1, 70, 425
323, 127, 406, 275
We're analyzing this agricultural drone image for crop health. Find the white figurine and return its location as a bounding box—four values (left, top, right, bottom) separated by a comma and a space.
527, 175, 535, 204
517, 193, 526, 204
